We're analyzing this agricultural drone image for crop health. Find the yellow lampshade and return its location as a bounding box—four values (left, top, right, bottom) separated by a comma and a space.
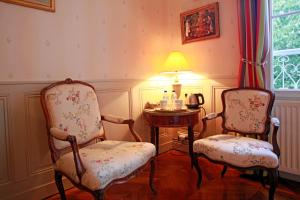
161, 51, 190, 99
162, 51, 189, 73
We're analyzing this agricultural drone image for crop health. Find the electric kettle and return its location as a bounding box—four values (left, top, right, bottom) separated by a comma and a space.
185, 93, 205, 109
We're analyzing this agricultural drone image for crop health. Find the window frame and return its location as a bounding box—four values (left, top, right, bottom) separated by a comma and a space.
268, 0, 300, 96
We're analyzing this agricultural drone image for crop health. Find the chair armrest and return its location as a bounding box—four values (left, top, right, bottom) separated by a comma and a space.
271, 117, 280, 127
50, 127, 69, 141
203, 112, 222, 120
271, 117, 280, 158
101, 115, 142, 142
101, 115, 130, 124
50, 128, 86, 181
66, 135, 86, 181
198, 112, 222, 139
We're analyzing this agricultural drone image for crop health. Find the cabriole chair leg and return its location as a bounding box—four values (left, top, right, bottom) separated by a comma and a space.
149, 159, 156, 194
94, 190, 104, 200
259, 169, 265, 186
54, 171, 66, 200
268, 168, 278, 200
193, 155, 202, 188
221, 165, 227, 177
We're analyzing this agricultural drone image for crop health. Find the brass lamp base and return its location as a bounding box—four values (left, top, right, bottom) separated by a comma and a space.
172, 83, 181, 99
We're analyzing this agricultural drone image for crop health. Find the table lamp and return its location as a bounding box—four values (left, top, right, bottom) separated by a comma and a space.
162, 51, 190, 98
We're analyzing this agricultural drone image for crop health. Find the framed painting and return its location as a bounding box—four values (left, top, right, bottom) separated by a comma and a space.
180, 2, 220, 44
0, 0, 55, 12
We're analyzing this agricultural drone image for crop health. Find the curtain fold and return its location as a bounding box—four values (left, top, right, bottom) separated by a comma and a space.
237, 0, 270, 88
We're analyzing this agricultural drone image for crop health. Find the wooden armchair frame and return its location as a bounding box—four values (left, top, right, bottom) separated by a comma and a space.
193, 88, 280, 200
40, 78, 155, 200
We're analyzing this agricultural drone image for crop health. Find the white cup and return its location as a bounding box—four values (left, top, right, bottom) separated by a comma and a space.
160, 100, 168, 110
174, 99, 183, 110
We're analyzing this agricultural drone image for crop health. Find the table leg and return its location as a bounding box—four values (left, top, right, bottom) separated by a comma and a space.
151, 126, 159, 156
188, 125, 194, 168
150, 126, 155, 146
155, 127, 159, 156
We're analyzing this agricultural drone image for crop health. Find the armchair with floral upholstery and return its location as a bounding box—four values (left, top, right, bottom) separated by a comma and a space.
192, 88, 280, 200
40, 78, 156, 200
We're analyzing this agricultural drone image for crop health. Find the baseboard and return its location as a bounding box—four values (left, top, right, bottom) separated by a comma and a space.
158, 141, 173, 154
172, 140, 189, 153
279, 171, 300, 182
3, 178, 73, 200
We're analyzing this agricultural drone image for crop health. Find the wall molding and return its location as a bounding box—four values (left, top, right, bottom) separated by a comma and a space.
211, 85, 234, 112
138, 86, 163, 113
0, 75, 238, 86
24, 93, 53, 176
0, 95, 11, 185
95, 88, 132, 118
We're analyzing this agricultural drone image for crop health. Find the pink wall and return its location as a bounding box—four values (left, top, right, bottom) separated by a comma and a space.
0, 0, 239, 82
0, 0, 168, 81
166, 0, 239, 79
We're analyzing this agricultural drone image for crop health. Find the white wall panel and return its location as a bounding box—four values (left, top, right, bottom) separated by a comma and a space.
25, 94, 52, 175
96, 89, 132, 141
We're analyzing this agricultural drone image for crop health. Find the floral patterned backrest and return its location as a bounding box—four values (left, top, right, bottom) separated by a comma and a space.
222, 89, 273, 134
44, 83, 104, 149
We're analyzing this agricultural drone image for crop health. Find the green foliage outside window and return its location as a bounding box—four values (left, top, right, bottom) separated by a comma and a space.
272, 0, 300, 89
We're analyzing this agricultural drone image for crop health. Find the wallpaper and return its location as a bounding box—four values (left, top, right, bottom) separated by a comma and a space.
0, 0, 238, 82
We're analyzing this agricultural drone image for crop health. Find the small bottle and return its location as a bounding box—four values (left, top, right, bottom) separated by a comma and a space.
163, 90, 168, 101
184, 93, 189, 107
161, 90, 168, 110
171, 90, 177, 110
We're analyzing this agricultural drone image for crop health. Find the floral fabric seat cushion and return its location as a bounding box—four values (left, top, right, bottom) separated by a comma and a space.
54, 140, 156, 190
193, 134, 278, 168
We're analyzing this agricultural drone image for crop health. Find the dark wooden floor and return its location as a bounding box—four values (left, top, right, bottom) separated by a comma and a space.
47, 150, 300, 200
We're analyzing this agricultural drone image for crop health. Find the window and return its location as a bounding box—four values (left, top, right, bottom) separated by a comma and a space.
271, 0, 300, 90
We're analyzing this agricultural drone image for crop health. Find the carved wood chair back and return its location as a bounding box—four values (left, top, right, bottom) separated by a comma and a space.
41, 78, 104, 162
220, 88, 275, 140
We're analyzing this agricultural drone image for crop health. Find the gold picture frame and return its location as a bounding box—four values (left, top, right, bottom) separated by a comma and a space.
180, 2, 220, 44
0, 0, 55, 12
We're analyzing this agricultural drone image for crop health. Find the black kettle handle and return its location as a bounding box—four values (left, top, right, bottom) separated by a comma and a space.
196, 93, 205, 105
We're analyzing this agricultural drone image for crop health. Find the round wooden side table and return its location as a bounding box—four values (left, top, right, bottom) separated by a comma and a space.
143, 108, 200, 166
